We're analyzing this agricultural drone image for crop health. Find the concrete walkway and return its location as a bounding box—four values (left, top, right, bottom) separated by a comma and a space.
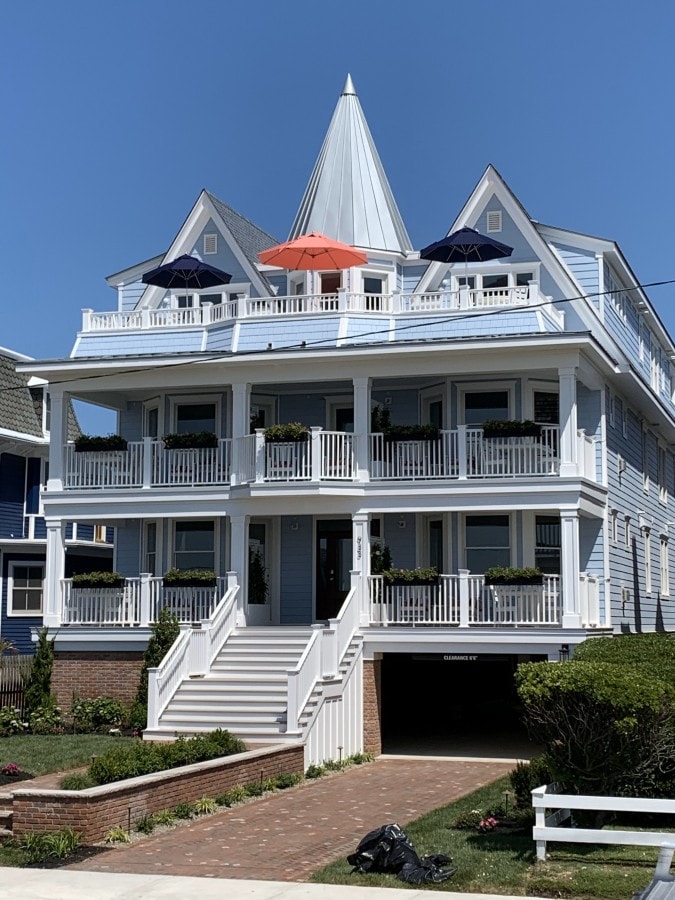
0, 868, 547, 900
65, 757, 512, 882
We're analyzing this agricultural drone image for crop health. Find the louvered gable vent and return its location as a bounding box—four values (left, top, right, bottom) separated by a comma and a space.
486, 210, 502, 232
203, 233, 218, 254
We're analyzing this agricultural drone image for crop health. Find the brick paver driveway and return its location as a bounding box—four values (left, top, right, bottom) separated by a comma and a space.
67, 757, 512, 882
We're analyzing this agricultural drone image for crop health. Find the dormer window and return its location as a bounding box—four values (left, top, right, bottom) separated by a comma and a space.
364, 276, 384, 295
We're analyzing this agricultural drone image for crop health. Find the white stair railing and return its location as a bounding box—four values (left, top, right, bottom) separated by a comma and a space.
287, 574, 361, 733
146, 574, 239, 729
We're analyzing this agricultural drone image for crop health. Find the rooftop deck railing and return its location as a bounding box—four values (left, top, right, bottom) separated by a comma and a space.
60, 425, 596, 490
81, 285, 542, 333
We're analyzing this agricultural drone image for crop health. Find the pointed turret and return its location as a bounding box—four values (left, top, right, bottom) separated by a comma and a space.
289, 76, 413, 253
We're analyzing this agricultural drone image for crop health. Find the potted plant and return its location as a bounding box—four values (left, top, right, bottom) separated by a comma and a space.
371, 543, 392, 574
483, 566, 544, 585
248, 550, 269, 605
481, 420, 542, 439
162, 568, 218, 588
74, 434, 128, 453
162, 431, 219, 449
382, 566, 439, 586
371, 406, 439, 442
71, 571, 125, 588
263, 422, 309, 443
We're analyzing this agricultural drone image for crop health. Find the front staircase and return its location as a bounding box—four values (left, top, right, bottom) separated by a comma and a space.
155, 626, 314, 742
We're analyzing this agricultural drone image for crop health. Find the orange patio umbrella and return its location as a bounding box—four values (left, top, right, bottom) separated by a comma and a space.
258, 232, 368, 270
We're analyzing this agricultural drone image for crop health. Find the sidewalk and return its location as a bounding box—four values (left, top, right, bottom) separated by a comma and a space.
66, 757, 512, 881
0, 868, 546, 900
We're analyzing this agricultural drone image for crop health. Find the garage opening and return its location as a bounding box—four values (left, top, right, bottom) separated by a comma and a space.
380, 652, 544, 758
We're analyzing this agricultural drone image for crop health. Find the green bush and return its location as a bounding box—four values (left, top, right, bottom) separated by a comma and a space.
516, 660, 675, 796
305, 764, 325, 779
162, 431, 218, 449
264, 422, 309, 442
574, 633, 675, 687
13, 827, 81, 863
173, 802, 195, 819
133, 608, 181, 722
194, 796, 217, 815
216, 785, 247, 806
0, 705, 28, 737
162, 568, 217, 587
244, 780, 265, 797
274, 773, 303, 789
509, 757, 554, 808
135, 814, 156, 834
86, 729, 244, 786
74, 434, 128, 452
28, 701, 63, 735
484, 566, 543, 585
23, 628, 55, 716
71, 696, 128, 733
59, 772, 95, 791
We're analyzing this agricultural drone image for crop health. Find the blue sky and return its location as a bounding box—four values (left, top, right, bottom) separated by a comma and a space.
3, 1, 675, 429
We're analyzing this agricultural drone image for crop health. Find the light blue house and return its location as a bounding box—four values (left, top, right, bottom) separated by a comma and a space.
24, 76, 675, 761
0, 347, 112, 654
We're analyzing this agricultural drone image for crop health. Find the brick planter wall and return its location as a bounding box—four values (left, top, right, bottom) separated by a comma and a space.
363, 658, 382, 756
52, 652, 144, 711
12, 743, 304, 843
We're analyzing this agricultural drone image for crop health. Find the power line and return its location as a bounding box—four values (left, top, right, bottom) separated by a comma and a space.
3, 277, 675, 397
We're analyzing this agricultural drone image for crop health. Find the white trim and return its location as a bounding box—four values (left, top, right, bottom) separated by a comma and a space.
6, 561, 44, 617
325, 395, 354, 431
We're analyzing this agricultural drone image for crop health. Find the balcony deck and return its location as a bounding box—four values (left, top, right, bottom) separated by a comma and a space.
60, 426, 596, 491
80, 285, 561, 334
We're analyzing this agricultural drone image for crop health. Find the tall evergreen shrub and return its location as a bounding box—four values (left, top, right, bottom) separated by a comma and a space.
133, 609, 180, 727
23, 628, 55, 715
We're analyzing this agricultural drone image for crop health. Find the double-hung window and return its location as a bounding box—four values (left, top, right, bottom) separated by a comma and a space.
8, 563, 44, 615
465, 514, 510, 572
173, 521, 215, 571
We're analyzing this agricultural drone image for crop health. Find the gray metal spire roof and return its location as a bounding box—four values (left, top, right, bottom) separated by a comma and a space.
289, 75, 413, 253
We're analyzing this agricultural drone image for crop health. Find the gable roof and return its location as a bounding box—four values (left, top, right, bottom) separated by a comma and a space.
205, 192, 279, 278
289, 75, 413, 254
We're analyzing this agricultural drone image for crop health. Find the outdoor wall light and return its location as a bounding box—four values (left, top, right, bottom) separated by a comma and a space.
290, 518, 299, 531
558, 644, 570, 661
397, 516, 406, 529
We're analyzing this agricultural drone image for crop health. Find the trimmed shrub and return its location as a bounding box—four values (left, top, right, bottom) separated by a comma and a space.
162, 431, 218, 449
74, 434, 127, 452
28, 701, 63, 735
24, 629, 55, 716
71, 571, 124, 588
0, 705, 28, 737
59, 772, 95, 791
516, 660, 675, 796
87, 729, 244, 786
71, 696, 127, 733
574, 633, 675, 687
509, 757, 554, 808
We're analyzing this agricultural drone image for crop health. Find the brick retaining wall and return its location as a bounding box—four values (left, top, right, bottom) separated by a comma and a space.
12, 743, 304, 843
363, 658, 382, 755
52, 652, 144, 711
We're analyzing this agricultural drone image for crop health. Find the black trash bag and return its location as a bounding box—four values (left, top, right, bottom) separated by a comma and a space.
347, 823, 456, 884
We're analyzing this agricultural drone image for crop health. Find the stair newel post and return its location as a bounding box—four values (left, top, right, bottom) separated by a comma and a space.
286, 671, 300, 735
146, 668, 159, 730
322, 624, 338, 679
189, 627, 208, 677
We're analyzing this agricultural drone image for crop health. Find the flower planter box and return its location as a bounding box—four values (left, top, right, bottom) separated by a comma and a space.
389, 577, 439, 587
382, 427, 439, 443
264, 423, 309, 443
71, 572, 125, 589
162, 571, 218, 588
162, 432, 218, 450
482, 420, 542, 440
382, 568, 439, 587
73, 435, 128, 453
484, 567, 544, 586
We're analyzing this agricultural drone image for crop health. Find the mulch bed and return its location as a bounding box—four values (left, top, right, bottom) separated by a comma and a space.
0, 772, 34, 788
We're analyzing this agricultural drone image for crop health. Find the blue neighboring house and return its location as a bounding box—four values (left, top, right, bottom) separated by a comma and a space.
0, 347, 113, 653
21, 75, 675, 762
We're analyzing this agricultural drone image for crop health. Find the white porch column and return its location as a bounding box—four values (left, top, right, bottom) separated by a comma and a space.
560, 511, 582, 628
558, 367, 578, 477
353, 377, 371, 482
44, 518, 66, 627
47, 389, 70, 491
229, 514, 248, 624
230, 382, 251, 486
352, 512, 370, 624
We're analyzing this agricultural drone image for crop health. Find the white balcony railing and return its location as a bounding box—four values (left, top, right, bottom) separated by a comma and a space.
368, 573, 564, 627
81, 285, 540, 333
61, 575, 226, 626
60, 425, 596, 490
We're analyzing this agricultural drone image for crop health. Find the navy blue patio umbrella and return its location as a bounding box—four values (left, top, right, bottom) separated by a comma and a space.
142, 254, 232, 291
419, 227, 513, 264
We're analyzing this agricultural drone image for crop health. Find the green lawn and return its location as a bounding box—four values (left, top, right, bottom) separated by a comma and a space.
0, 733, 134, 776
311, 776, 664, 899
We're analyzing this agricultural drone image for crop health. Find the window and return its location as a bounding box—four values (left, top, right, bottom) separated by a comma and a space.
429, 519, 444, 571
465, 514, 510, 572
94, 525, 107, 543
486, 210, 502, 232
535, 516, 560, 574
8, 564, 43, 615
320, 272, 341, 294
292, 280, 305, 296
463, 390, 510, 425
625, 516, 632, 550
661, 537, 670, 596
659, 447, 668, 504
645, 529, 652, 594
482, 274, 508, 291
363, 276, 384, 294
515, 271, 534, 286
199, 293, 222, 306
643, 428, 650, 492
175, 402, 216, 434
144, 522, 158, 575
611, 509, 618, 544
174, 521, 215, 571
203, 234, 217, 254
533, 391, 559, 424
145, 405, 159, 439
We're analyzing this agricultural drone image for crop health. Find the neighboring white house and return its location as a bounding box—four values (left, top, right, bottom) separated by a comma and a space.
23, 75, 675, 761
